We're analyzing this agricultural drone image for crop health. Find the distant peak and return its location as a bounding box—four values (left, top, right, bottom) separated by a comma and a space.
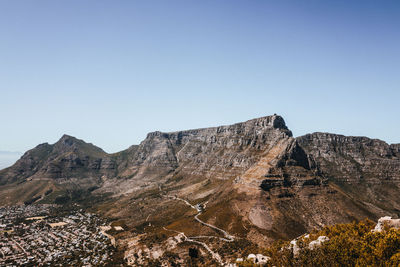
52, 135, 106, 156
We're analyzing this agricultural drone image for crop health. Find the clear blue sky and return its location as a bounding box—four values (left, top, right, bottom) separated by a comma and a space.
1, 0, 399, 154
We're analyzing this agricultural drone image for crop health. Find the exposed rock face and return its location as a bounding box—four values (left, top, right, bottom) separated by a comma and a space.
155, 115, 292, 180
391, 144, 400, 157
293, 132, 400, 225
297, 133, 400, 184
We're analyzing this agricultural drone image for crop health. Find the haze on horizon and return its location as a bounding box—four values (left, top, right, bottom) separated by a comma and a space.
1, 0, 399, 158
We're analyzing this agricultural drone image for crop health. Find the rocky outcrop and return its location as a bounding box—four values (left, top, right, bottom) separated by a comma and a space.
390, 144, 400, 157
373, 216, 400, 232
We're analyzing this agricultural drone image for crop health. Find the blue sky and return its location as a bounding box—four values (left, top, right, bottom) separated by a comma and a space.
0, 0, 399, 155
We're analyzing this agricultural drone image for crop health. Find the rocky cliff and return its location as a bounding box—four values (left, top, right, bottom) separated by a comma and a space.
99, 115, 294, 194
296, 132, 400, 219
297, 133, 400, 184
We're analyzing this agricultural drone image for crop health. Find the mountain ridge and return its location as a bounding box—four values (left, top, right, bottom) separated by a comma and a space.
1, 114, 400, 264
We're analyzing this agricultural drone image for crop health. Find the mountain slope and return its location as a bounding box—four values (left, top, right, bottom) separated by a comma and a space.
1, 115, 400, 265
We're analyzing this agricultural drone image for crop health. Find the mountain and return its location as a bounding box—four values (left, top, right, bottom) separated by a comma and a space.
0, 135, 116, 205
1, 115, 399, 265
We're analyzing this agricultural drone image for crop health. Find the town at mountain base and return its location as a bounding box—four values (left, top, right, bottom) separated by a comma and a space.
1, 114, 399, 266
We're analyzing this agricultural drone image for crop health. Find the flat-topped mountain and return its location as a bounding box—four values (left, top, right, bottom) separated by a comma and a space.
1, 114, 400, 264
104, 115, 294, 194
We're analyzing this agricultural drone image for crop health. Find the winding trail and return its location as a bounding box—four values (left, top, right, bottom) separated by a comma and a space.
169, 195, 235, 242
194, 213, 235, 242
163, 193, 236, 266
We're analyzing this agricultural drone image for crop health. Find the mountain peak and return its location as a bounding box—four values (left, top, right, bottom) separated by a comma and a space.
53, 134, 106, 157
59, 134, 78, 142
243, 114, 288, 130
53, 135, 82, 151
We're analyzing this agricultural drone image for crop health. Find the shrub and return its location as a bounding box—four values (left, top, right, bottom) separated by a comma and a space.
264, 219, 400, 266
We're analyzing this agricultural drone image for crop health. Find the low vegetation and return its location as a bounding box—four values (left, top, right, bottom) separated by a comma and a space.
262, 219, 400, 266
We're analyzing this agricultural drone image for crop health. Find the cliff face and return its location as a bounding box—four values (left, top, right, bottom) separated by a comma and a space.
294, 132, 400, 223
142, 115, 292, 180
98, 115, 294, 194
297, 133, 400, 184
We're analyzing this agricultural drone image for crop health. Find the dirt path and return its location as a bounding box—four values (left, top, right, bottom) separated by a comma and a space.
164, 195, 236, 266
168, 195, 235, 241
158, 184, 236, 265
194, 213, 235, 242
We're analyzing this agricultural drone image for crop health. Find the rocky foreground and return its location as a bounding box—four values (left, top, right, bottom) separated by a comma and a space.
1, 114, 399, 265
